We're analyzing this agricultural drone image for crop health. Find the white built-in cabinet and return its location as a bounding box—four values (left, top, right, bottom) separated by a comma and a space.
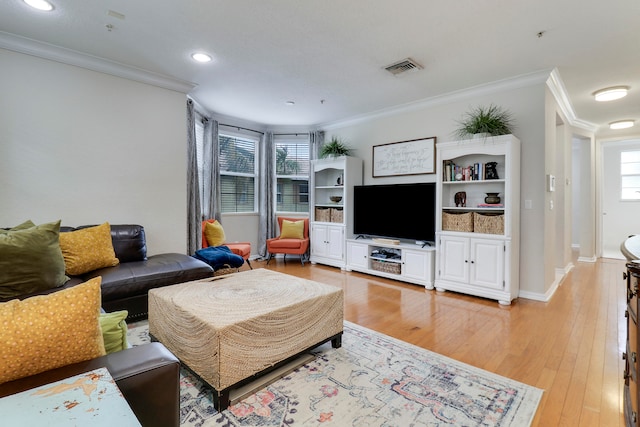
345, 239, 435, 288
435, 135, 520, 305
311, 224, 344, 264
309, 156, 362, 269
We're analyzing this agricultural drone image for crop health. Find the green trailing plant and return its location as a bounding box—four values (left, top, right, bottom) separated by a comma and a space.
454, 104, 515, 140
319, 137, 352, 158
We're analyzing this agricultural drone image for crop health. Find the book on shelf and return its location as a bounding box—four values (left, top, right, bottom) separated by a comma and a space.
477, 203, 504, 208
442, 161, 492, 181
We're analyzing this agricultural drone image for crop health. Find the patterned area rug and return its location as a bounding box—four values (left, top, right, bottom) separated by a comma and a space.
127, 320, 542, 426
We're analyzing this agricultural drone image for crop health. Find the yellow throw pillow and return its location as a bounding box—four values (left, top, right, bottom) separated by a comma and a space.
59, 222, 119, 275
0, 277, 106, 384
280, 219, 304, 239
204, 221, 226, 247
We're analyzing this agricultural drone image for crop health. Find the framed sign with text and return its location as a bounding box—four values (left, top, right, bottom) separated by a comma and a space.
372, 136, 436, 177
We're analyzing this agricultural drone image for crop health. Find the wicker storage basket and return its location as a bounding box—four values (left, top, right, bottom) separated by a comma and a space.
371, 259, 401, 275
330, 207, 344, 223
442, 211, 474, 232
474, 212, 504, 234
315, 207, 330, 222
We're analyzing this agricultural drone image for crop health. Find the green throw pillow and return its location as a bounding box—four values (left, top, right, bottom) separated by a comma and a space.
99, 310, 129, 354
0, 220, 36, 234
0, 220, 68, 299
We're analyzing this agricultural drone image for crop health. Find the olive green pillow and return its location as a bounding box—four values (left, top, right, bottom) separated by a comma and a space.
99, 310, 129, 354
0, 220, 68, 299
0, 219, 36, 234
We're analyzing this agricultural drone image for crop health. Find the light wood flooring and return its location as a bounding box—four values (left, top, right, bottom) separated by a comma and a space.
243, 253, 627, 426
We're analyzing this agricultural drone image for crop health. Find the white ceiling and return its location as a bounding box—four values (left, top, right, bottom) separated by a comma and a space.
1, 0, 638, 135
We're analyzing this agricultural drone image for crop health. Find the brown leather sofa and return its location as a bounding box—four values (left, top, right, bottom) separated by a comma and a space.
0, 224, 214, 320
0, 342, 180, 427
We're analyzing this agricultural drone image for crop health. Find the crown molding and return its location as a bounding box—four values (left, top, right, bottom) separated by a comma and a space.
0, 31, 196, 93
546, 68, 598, 132
320, 69, 554, 130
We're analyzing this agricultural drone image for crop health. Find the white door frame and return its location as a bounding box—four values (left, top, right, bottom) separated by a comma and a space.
598, 138, 640, 259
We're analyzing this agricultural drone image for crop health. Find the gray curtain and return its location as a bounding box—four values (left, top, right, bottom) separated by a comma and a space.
258, 131, 276, 257
309, 130, 324, 161
201, 119, 221, 222
186, 99, 201, 254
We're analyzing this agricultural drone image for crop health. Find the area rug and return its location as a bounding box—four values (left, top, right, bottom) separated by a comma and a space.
127, 320, 543, 426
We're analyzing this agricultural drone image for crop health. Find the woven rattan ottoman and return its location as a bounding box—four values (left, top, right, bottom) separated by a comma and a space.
148, 268, 344, 410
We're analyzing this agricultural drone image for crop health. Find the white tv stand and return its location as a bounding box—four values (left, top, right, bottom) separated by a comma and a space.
345, 238, 435, 289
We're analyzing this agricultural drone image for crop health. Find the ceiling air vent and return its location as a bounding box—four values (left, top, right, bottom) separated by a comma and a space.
384, 58, 423, 75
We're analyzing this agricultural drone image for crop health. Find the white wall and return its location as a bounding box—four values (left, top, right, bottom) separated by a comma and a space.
321, 78, 548, 296
0, 49, 188, 255
572, 138, 583, 247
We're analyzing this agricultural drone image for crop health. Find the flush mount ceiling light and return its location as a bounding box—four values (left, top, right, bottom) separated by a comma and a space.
24, 0, 54, 11
609, 120, 635, 130
593, 86, 629, 102
285, 101, 295, 106
191, 52, 212, 63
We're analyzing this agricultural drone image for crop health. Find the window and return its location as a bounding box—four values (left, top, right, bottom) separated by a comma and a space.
621, 150, 640, 200
219, 133, 258, 212
275, 135, 310, 213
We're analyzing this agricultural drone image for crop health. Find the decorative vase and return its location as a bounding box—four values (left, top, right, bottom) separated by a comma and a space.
485, 193, 501, 204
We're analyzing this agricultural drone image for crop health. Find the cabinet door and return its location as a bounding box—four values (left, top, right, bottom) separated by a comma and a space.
439, 235, 469, 283
326, 226, 344, 260
347, 241, 368, 269
403, 249, 429, 282
311, 224, 328, 258
469, 238, 505, 289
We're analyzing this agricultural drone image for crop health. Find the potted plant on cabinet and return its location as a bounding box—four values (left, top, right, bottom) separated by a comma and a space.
319, 137, 352, 158
453, 104, 515, 140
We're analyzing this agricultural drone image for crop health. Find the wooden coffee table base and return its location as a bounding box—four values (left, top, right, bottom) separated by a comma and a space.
152, 332, 342, 411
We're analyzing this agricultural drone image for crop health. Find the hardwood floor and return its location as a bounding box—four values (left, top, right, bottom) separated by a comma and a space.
247, 253, 627, 426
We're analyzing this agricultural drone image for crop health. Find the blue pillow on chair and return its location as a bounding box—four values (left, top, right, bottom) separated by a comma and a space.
193, 246, 244, 270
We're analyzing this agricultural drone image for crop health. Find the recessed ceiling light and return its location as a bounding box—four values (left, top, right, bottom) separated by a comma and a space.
609, 120, 635, 130
285, 101, 295, 106
191, 52, 212, 63
593, 86, 629, 102
24, 0, 54, 11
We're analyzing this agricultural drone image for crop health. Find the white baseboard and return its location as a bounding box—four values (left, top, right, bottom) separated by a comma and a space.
518, 262, 574, 302
518, 288, 554, 302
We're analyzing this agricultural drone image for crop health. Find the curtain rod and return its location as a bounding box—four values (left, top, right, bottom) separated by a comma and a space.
219, 123, 264, 135
218, 123, 311, 138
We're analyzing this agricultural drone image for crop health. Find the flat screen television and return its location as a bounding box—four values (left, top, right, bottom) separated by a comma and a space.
353, 182, 436, 244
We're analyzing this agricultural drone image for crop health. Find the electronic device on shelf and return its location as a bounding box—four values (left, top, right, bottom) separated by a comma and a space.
371, 238, 400, 245
371, 249, 401, 260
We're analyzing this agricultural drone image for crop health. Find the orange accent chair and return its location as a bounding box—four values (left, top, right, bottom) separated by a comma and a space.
201, 219, 252, 269
266, 216, 310, 266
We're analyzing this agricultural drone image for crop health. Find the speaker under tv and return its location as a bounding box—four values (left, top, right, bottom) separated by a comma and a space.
353, 182, 436, 244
